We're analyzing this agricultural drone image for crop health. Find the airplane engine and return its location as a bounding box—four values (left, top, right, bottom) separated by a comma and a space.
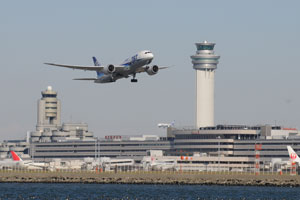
103, 64, 116, 74
146, 65, 159, 76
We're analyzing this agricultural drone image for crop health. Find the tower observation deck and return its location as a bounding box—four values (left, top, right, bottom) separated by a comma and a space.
191, 41, 220, 128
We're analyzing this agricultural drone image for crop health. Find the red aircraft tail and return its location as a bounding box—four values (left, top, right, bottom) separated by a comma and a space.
10, 151, 22, 161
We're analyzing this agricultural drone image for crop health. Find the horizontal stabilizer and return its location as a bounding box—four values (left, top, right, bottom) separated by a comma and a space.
73, 78, 97, 81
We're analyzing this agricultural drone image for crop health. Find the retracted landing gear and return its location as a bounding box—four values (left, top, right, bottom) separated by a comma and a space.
131, 73, 138, 83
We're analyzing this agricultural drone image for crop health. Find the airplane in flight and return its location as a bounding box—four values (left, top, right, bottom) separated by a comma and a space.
45, 50, 168, 83
287, 146, 300, 163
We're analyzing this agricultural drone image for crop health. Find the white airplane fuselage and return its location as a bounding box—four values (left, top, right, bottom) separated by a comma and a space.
96, 50, 154, 83
0, 159, 23, 168
121, 51, 154, 71
0, 151, 46, 169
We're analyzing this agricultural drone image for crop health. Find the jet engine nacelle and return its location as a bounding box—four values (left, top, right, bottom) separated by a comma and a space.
146, 65, 159, 76
103, 64, 116, 74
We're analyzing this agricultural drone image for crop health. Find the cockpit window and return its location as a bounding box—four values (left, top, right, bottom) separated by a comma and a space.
145, 51, 152, 54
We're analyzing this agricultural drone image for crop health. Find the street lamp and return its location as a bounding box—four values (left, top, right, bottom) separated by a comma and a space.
94, 137, 97, 160
217, 136, 221, 171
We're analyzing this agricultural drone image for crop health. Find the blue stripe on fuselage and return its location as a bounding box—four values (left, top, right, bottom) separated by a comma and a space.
121, 59, 142, 66
97, 71, 104, 78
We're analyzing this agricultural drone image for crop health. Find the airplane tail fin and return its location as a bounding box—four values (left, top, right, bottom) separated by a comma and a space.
10, 151, 23, 161
287, 146, 300, 163
92, 57, 104, 78
92, 56, 100, 66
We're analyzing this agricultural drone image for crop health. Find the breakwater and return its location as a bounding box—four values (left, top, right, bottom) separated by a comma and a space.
1, 171, 300, 186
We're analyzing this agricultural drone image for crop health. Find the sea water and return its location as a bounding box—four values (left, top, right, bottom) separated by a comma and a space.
0, 183, 300, 200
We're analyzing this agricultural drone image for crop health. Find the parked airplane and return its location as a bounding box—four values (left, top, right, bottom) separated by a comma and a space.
158, 121, 175, 128
0, 151, 46, 169
142, 156, 176, 171
287, 146, 300, 163
12, 151, 46, 169
0, 152, 23, 169
158, 123, 171, 128
99, 157, 135, 171
45, 50, 168, 83
150, 158, 177, 171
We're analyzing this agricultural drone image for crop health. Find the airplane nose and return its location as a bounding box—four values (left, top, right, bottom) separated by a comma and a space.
148, 54, 154, 64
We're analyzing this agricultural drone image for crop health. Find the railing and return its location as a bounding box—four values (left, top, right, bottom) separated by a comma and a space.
0, 164, 297, 176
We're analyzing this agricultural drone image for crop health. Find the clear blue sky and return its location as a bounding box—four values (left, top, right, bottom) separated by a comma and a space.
0, 0, 299, 140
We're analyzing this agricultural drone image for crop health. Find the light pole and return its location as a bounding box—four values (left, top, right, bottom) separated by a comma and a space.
94, 137, 97, 160
217, 136, 221, 172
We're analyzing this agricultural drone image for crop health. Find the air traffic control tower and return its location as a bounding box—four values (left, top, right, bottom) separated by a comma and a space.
191, 41, 220, 128
36, 86, 61, 131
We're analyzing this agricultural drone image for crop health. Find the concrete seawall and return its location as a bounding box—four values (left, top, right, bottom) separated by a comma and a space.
1, 171, 300, 186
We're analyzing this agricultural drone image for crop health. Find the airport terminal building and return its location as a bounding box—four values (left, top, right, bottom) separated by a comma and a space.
29, 125, 300, 163
1, 86, 300, 169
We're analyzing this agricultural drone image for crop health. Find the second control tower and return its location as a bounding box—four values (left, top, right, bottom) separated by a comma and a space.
191, 41, 220, 128
36, 86, 61, 131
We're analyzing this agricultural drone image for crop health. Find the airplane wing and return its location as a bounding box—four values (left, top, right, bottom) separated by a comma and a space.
44, 63, 103, 71
73, 78, 97, 80
45, 63, 126, 73
158, 67, 169, 69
